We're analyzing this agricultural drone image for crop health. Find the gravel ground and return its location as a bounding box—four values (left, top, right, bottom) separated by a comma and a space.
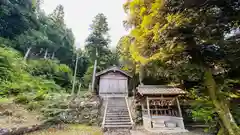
104, 129, 212, 135
104, 129, 131, 135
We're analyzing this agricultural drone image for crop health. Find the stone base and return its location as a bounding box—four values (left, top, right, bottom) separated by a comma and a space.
143, 116, 185, 128
145, 127, 189, 134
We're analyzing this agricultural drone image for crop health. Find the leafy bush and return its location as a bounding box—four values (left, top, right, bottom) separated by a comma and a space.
0, 47, 70, 97
28, 59, 73, 88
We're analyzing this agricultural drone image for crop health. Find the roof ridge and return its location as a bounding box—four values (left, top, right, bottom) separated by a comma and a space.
96, 66, 132, 77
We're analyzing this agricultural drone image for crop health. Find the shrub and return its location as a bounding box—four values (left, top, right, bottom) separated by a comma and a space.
14, 94, 31, 104
28, 59, 73, 89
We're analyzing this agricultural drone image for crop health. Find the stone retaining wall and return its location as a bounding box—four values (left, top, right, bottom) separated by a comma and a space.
59, 96, 102, 126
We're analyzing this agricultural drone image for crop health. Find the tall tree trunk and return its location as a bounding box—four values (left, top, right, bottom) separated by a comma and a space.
44, 48, 48, 59
139, 64, 144, 85
77, 83, 82, 96
204, 69, 240, 135
71, 53, 79, 96
51, 52, 55, 59
91, 59, 97, 92
24, 47, 32, 60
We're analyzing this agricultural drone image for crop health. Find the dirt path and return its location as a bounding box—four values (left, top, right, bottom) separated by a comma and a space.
0, 99, 41, 129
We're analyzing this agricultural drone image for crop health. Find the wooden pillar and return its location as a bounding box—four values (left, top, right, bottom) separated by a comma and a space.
146, 96, 150, 117
146, 96, 152, 128
141, 101, 144, 114
176, 97, 183, 117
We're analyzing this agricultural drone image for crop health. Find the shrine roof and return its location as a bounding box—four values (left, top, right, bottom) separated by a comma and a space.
96, 66, 132, 78
137, 85, 186, 95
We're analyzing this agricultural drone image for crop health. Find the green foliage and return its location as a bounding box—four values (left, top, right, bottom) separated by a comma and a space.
122, 0, 240, 134
85, 13, 118, 66
27, 101, 42, 111
82, 13, 119, 89
28, 59, 73, 88
0, 0, 79, 78
82, 66, 95, 88
0, 0, 107, 128
190, 89, 218, 131
0, 46, 71, 97
0, 0, 37, 39
40, 92, 70, 123
14, 94, 31, 104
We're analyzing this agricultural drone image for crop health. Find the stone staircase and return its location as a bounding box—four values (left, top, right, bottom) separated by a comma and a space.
102, 97, 133, 129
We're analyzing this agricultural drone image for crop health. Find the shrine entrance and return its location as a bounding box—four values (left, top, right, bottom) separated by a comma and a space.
137, 85, 188, 133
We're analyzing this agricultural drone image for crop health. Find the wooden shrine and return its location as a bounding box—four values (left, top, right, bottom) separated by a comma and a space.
96, 66, 131, 98
136, 85, 188, 132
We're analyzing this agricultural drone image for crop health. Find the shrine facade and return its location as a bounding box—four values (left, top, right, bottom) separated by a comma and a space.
137, 85, 188, 133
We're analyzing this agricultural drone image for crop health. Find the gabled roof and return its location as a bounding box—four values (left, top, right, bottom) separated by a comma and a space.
137, 85, 186, 95
96, 66, 132, 78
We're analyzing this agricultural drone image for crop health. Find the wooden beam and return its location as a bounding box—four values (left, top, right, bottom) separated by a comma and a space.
176, 97, 183, 117
148, 97, 176, 100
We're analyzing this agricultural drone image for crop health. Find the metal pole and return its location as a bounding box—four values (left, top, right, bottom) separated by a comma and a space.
71, 53, 79, 96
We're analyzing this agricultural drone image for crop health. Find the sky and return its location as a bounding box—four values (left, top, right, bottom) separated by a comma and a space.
42, 0, 128, 49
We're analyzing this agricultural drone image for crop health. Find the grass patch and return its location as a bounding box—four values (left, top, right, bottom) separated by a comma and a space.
78, 90, 88, 97
0, 97, 13, 104
27, 124, 103, 135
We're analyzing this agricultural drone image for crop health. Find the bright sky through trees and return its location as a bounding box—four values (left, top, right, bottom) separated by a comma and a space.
42, 0, 128, 48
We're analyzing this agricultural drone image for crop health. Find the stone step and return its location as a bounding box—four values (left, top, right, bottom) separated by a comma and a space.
106, 116, 130, 120
108, 105, 127, 108
107, 111, 129, 113
107, 106, 127, 107
106, 114, 130, 117
108, 110, 127, 111
106, 118, 130, 121
107, 108, 127, 110
105, 122, 132, 125
107, 109, 128, 111
107, 107, 128, 109
105, 119, 131, 122
106, 114, 129, 117
107, 111, 128, 113
107, 106, 127, 108
106, 113, 129, 116
103, 98, 132, 129
104, 124, 132, 128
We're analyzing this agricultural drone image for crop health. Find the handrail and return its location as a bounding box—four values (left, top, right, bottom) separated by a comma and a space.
102, 97, 108, 128
125, 96, 134, 126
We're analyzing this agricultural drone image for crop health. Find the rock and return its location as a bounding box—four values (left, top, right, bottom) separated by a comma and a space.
0, 128, 9, 135
2, 110, 12, 116
13, 113, 23, 119
11, 117, 26, 124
